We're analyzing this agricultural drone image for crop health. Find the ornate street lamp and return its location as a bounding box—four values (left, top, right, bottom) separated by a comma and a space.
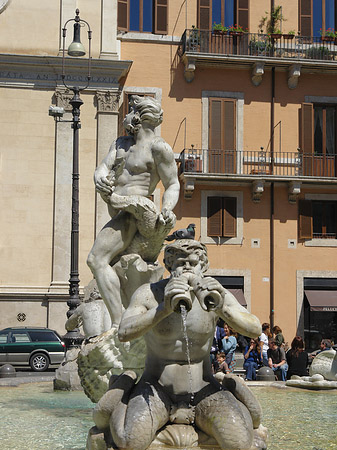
50, 9, 92, 348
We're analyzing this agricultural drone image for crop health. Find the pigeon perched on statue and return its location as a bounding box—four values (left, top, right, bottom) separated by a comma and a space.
165, 223, 196, 241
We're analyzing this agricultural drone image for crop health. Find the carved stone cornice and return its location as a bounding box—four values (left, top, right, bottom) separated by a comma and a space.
54, 88, 73, 112
95, 90, 120, 113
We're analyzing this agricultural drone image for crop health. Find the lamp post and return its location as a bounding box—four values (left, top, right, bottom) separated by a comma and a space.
52, 9, 92, 348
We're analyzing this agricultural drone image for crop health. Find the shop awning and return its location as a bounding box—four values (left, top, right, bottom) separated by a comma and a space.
305, 290, 337, 312
227, 288, 247, 307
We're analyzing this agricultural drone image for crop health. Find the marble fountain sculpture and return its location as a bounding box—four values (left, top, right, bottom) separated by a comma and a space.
80, 95, 267, 449
286, 348, 337, 390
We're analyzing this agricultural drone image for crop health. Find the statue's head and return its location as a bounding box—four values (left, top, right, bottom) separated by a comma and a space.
85, 286, 102, 303
164, 239, 209, 277
124, 95, 163, 135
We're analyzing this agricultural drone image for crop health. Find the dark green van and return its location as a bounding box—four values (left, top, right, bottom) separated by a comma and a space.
0, 327, 65, 371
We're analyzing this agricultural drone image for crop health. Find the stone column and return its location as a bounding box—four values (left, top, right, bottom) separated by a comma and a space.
49, 88, 73, 295
95, 90, 120, 235
100, 0, 119, 59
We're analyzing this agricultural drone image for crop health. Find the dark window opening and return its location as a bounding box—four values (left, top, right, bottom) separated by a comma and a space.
314, 105, 336, 156
312, 200, 337, 239
304, 297, 337, 352
299, 199, 337, 239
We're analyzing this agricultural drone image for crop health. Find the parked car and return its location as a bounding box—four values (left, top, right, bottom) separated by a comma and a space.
0, 327, 66, 371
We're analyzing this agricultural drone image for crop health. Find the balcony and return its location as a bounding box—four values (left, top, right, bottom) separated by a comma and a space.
179, 148, 337, 201
179, 30, 337, 84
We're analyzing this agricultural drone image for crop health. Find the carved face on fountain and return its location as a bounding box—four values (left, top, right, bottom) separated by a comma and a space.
163, 239, 209, 278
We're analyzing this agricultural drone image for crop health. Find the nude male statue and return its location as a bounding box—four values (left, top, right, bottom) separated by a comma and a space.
87, 96, 180, 327
65, 284, 111, 339
93, 240, 266, 450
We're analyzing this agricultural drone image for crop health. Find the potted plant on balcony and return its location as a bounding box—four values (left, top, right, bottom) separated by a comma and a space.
212, 23, 228, 35
259, 5, 285, 39
270, 28, 282, 39
283, 30, 295, 39
249, 36, 271, 55
229, 24, 244, 36
320, 28, 335, 41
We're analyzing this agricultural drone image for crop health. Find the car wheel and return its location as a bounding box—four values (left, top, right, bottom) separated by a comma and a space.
30, 353, 49, 372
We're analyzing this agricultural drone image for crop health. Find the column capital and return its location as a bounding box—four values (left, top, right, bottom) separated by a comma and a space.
54, 88, 73, 112
95, 90, 120, 113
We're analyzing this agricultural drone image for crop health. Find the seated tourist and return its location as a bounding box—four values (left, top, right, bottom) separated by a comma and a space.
286, 336, 309, 379
222, 324, 237, 373
267, 338, 288, 381
259, 322, 271, 366
310, 338, 333, 360
272, 325, 285, 347
243, 338, 262, 381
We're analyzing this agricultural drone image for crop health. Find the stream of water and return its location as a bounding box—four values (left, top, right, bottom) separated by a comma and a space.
180, 303, 195, 406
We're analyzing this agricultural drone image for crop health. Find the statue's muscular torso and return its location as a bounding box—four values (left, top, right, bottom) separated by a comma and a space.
140, 281, 218, 397
113, 136, 162, 197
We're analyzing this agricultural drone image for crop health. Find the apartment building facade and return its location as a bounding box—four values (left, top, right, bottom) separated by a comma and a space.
1, 0, 336, 349
117, 0, 337, 349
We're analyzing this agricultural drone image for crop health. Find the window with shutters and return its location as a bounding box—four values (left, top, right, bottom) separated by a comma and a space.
207, 196, 237, 237
300, 102, 337, 177
208, 97, 236, 174
198, 0, 248, 31
299, 197, 337, 242
117, 0, 168, 34
299, 0, 337, 37
201, 190, 243, 244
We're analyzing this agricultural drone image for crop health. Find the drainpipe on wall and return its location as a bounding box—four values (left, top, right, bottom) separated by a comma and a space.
268, 0, 275, 331
270, 64, 275, 330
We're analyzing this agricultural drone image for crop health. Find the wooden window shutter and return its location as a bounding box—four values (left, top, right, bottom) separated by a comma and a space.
154, 0, 168, 34
118, 0, 128, 31
209, 98, 222, 150
198, 0, 211, 30
209, 98, 236, 150
223, 99, 236, 151
298, 199, 313, 239
207, 197, 223, 236
223, 197, 237, 237
299, 0, 312, 36
236, 0, 249, 31
301, 103, 314, 154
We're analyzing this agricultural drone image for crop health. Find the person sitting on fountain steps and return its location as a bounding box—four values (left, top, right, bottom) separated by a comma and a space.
93, 239, 267, 450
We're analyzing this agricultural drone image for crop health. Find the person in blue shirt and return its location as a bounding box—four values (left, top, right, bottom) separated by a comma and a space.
243, 338, 262, 380
221, 324, 237, 373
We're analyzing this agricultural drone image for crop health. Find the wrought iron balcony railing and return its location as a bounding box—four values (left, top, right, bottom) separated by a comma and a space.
181, 30, 337, 62
180, 149, 337, 178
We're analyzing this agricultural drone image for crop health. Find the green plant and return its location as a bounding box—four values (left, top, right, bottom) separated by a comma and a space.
306, 46, 331, 60
287, 30, 295, 35
229, 24, 244, 33
212, 22, 227, 32
320, 28, 335, 37
259, 5, 286, 35
249, 37, 271, 54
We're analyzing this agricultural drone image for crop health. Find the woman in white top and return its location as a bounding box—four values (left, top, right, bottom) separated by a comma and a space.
259, 322, 271, 366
